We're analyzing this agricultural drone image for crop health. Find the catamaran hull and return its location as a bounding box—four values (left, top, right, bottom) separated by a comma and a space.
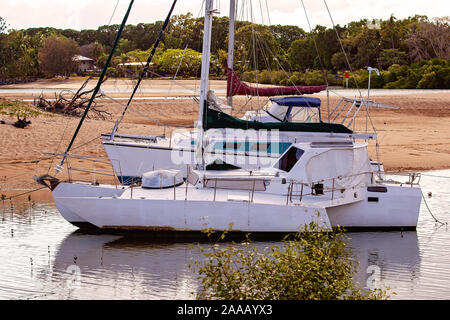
52, 182, 126, 227
52, 184, 421, 234
52, 172, 400, 234
327, 185, 422, 230
54, 196, 331, 234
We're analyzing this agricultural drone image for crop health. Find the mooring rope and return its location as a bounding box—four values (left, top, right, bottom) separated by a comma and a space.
1, 186, 48, 201
420, 173, 450, 179
419, 187, 447, 226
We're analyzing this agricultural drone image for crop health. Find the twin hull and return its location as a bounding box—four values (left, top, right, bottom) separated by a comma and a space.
52, 182, 421, 233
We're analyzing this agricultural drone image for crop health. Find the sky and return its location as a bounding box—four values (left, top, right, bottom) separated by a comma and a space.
0, 0, 448, 32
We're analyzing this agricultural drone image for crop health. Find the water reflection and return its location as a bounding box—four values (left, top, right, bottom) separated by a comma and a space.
50, 229, 425, 299
347, 231, 421, 297
0, 170, 449, 299
52, 232, 200, 299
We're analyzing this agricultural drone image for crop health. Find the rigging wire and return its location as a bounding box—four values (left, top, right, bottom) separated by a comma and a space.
108, 0, 120, 25
264, 0, 271, 26
113, 0, 177, 136
118, 0, 205, 130
322, 0, 362, 99
59, 0, 135, 170
420, 173, 450, 179
298, 0, 330, 119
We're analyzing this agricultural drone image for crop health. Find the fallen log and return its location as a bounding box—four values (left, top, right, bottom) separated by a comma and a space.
13, 116, 31, 128
33, 77, 111, 120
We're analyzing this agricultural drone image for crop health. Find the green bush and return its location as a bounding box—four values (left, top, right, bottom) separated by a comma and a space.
240, 70, 258, 83
342, 59, 450, 89
157, 48, 202, 77
259, 70, 272, 84
106, 67, 118, 77
270, 70, 287, 85
237, 60, 450, 89
193, 221, 389, 300
0, 98, 49, 118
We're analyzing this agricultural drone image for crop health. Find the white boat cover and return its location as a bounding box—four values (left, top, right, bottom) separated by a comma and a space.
305, 146, 372, 190
142, 169, 184, 189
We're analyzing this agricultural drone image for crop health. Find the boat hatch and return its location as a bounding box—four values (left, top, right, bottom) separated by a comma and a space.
311, 141, 353, 148
275, 147, 305, 172
204, 178, 267, 191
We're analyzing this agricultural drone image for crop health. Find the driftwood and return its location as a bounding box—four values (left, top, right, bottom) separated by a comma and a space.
33, 77, 111, 120
13, 116, 31, 128
0, 117, 31, 128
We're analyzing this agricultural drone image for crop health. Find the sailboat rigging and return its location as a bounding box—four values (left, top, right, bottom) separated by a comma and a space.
36, 0, 423, 235
58, 0, 135, 170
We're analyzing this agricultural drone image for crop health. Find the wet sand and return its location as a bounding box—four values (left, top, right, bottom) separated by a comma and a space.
1, 78, 449, 193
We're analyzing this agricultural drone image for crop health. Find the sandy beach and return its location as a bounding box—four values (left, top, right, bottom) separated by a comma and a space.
1, 78, 449, 193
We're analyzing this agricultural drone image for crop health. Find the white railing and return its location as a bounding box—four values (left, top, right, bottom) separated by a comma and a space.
44, 152, 123, 187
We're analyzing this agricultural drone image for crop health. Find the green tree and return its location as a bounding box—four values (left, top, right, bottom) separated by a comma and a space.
38, 36, 80, 77
331, 52, 347, 71
116, 38, 134, 55
90, 42, 105, 62
0, 26, 41, 78
156, 48, 202, 77
288, 38, 315, 71
378, 49, 407, 69
96, 24, 120, 48
193, 222, 388, 300
269, 25, 306, 52
234, 24, 284, 72
0, 16, 7, 33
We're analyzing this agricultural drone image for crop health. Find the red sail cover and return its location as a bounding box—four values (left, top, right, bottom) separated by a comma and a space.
227, 68, 327, 97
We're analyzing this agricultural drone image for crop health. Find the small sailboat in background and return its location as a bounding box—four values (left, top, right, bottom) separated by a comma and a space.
99, 0, 388, 184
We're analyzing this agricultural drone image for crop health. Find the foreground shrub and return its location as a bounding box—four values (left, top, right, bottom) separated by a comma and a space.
193, 222, 388, 300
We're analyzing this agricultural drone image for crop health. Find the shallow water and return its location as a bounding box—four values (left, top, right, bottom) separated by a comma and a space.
0, 170, 449, 300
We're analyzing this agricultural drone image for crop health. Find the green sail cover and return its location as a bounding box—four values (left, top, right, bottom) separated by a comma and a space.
203, 106, 353, 134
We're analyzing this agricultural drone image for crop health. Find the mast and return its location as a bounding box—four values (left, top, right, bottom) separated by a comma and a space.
226, 0, 236, 108
195, 0, 214, 168
58, 0, 135, 169
111, 0, 177, 139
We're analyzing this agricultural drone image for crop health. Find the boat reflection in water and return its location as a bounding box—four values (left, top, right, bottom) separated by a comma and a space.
347, 231, 421, 297
52, 232, 200, 299
52, 229, 421, 299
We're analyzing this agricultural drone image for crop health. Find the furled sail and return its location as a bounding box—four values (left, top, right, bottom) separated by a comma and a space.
226, 68, 327, 97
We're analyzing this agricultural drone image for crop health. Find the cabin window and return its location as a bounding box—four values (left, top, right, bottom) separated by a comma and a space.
264, 102, 289, 121
250, 143, 270, 152
223, 142, 242, 150
288, 107, 320, 123
275, 147, 304, 172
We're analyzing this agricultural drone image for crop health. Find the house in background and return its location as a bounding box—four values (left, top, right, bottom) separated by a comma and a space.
73, 55, 96, 74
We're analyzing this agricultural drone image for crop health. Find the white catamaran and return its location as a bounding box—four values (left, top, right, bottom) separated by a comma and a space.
38, 0, 422, 234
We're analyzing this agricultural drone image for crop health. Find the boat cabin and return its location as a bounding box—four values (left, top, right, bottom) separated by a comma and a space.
242, 96, 322, 123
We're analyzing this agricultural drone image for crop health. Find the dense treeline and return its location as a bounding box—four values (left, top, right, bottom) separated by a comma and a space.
0, 14, 448, 88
